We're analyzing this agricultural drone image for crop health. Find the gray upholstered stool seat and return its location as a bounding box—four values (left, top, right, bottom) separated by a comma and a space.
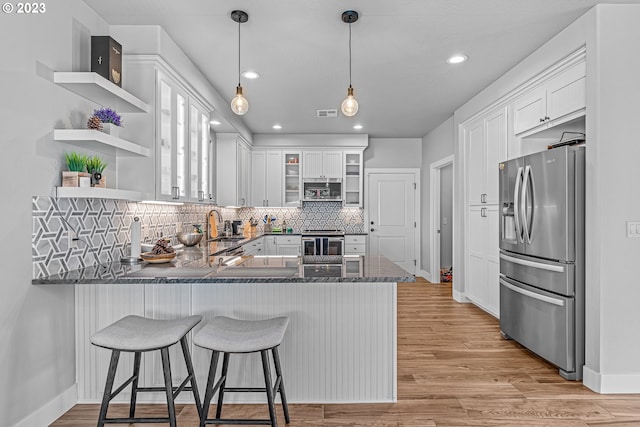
91, 315, 202, 427
193, 316, 288, 353
91, 315, 202, 351
194, 316, 290, 427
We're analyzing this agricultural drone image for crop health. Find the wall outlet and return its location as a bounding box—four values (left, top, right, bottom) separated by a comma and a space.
69, 230, 79, 249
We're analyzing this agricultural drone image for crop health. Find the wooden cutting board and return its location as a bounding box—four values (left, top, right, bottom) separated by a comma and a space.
208, 211, 218, 239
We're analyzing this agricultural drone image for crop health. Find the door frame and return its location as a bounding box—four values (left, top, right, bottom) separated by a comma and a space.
430, 155, 454, 282
364, 168, 421, 273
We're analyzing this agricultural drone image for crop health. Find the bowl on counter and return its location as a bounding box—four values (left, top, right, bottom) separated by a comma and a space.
176, 231, 203, 246
140, 252, 177, 264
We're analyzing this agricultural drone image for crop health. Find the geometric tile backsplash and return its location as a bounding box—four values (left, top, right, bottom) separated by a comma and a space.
32, 197, 364, 278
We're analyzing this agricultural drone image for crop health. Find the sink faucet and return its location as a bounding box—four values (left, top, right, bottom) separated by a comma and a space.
208, 209, 223, 238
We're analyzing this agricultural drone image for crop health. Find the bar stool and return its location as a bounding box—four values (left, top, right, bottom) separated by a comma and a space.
193, 316, 290, 427
90, 315, 203, 427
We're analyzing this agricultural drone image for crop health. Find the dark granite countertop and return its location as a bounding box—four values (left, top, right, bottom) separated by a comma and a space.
32, 241, 414, 284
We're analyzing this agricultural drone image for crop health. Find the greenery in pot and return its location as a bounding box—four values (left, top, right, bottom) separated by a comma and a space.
65, 152, 87, 172
86, 155, 108, 174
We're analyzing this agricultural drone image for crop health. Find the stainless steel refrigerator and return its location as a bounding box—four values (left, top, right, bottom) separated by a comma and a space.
498, 145, 585, 380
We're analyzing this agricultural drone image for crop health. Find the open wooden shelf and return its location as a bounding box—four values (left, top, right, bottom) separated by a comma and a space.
53, 72, 150, 113
55, 186, 142, 201
54, 129, 151, 157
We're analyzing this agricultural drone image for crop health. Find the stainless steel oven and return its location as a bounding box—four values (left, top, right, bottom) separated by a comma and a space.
302, 231, 344, 256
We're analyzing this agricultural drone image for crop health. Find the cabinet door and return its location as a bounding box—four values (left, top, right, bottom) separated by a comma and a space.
547, 61, 586, 123
465, 119, 485, 205
323, 151, 343, 178
157, 78, 173, 200
251, 151, 267, 206
188, 99, 211, 203
284, 152, 301, 206
343, 151, 363, 207
485, 205, 500, 317
175, 93, 188, 201
513, 86, 546, 135
485, 108, 507, 205
303, 151, 323, 178
466, 206, 487, 306
265, 151, 283, 207
238, 142, 250, 207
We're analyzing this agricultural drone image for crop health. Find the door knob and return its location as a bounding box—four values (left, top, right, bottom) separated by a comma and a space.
370, 228, 375, 232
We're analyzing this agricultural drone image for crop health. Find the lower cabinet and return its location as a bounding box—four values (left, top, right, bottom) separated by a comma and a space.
345, 235, 367, 255
242, 237, 264, 255
465, 205, 500, 317
263, 235, 302, 256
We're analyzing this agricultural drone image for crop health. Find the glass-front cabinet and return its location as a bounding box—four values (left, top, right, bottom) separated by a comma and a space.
284, 151, 301, 206
157, 70, 213, 203
343, 151, 363, 207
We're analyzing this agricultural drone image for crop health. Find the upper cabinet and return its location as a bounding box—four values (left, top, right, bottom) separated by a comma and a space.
283, 151, 302, 207
303, 151, 342, 179
343, 151, 363, 207
464, 107, 507, 206
216, 133, 251, 207
251, 150, 283, 207
118, 56, 215, 203
514, 59, 585, 137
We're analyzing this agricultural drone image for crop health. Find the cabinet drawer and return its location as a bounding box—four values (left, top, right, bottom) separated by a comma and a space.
274, 236, 301, 245
345, 244, 366, 255
345, 235, 366, 244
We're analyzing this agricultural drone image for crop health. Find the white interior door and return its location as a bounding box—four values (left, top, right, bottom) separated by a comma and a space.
367, 172, 417, 274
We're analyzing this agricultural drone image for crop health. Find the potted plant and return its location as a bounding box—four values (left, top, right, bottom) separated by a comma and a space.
62, 152, 91, 187
87, 107, 123, 137
86, 155, 108, 188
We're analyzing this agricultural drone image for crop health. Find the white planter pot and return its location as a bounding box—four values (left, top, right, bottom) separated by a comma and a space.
101, 123, 120, 138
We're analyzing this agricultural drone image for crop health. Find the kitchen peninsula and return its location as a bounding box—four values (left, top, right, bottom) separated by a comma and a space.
34, 239, 412, 404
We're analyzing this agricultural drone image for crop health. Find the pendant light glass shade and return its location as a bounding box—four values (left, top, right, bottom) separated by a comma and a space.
341, 86, 358, 117
340, 10, 359, 117
230, 10, 249, 116
231, 85, 249, 115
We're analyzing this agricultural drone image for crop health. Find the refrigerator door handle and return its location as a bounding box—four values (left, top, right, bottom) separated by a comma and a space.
500, 253, 566, 273
521, 165, 534, 244
514, 166, 524, 243
500, 278, 565, 307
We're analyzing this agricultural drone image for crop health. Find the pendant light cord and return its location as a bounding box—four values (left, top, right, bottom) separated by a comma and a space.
348, 21, 352, 88
237, 18, 241, 86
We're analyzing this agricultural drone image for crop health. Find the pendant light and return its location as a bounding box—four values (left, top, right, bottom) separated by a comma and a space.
340, 10, 359, 117
230, 10, 249, 115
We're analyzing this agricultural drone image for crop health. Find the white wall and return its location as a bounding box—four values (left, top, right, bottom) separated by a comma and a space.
420, 117, 454, 279
0, 3, 110, 425
363, 138, 422, 169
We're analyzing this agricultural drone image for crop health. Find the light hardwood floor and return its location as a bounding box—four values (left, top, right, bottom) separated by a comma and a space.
51, 278, 640, 426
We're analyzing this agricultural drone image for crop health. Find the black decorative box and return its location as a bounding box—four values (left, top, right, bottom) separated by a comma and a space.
91, 36, 122, 87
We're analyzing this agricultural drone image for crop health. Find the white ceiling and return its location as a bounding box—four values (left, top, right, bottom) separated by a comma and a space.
83, 0, 633, 138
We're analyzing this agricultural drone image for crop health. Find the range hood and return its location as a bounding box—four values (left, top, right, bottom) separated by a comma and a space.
303, 178, 342, 201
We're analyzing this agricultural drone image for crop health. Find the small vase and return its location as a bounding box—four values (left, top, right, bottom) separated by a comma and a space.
101, 123, 120, 138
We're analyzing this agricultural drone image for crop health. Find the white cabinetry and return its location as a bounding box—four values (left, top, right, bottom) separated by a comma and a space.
514, 59, 585, 136
242, 237, 264, 255
465, 206, 500, 317
462, 105, 506, 318
343, 151, 363, 207
251, 150, 283, 207
263, 235, 302, 256
303, 151, 342, 179
283, 152, 302, 206
345, 235, 367, 255
465, 107, 507, 206
118, 57, 214, 203
216, 133, 251, 207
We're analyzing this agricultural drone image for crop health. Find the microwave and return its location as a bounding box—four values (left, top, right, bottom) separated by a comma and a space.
303, 178, 342, 201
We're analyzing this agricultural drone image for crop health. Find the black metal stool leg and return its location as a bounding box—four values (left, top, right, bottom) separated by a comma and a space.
180, 336, 202, 415
129, 351, 141, 418
272, 347, 290, 423
97, 350, 120, 427
160, 347, 177, 427
200, 350, 220, 427
261, 350, 278, 427
215, 352, 230, 419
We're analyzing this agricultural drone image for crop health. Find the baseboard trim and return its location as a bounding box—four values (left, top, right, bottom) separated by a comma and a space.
583, 366, 640, 393
417, 269, 432, 282
453, 289, 469, 303
13, 383, 77, 427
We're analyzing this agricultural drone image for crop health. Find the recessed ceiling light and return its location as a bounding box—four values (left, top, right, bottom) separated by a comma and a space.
447, 54, 468, 64
242, 70, 260, 79
210, 120, 221, 126
353, 124, 363, 130
272, 124, 282, 130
